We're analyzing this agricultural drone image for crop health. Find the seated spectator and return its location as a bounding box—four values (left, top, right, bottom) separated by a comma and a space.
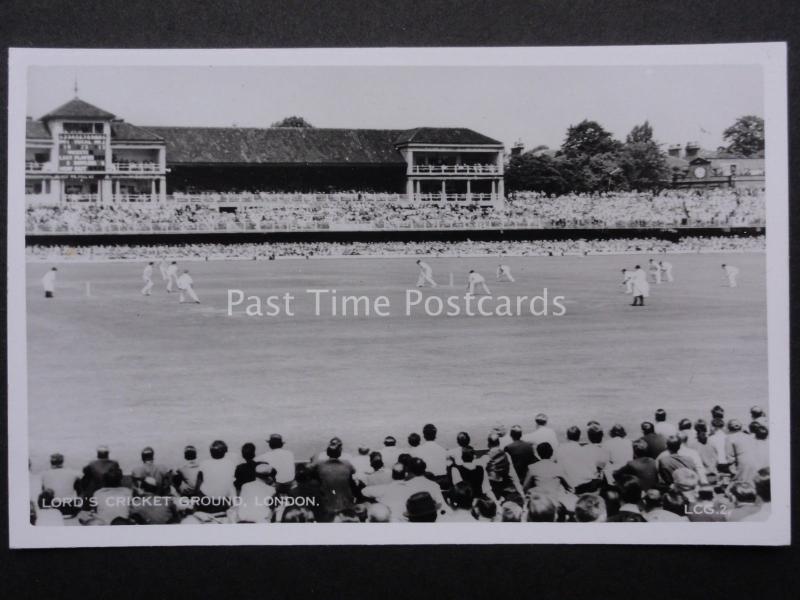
446, 431, 472, 465
641, 489, 686, 522
500, 501, 523, 522
522, 442, 567, 494
725, 481, 760, 522
750, 405, 768, 427
751, 423, 770, 471
688, 421, 718, 472
654, 408, 677, 437
34, 489, 65, 526
638, 421, 667, 459
40, 453, 81, 516
471, 497, 498, 522
281, 506, 316, 523
725, 420, 757, 482
416, 423, 448, 487
524, 490, 558, 522
131, 446, 171, 496
284, 464, 324, 522
586, 423, 610, 479
81, 445, 120, 503
380, 436, 401, 468
441, 481, 477, 522
484, 433, 524, 504
447, 447, 488, 500
603, 424, 633, 485
361, 452, 392, 487
311, 439, 358, 520
656, 435, 697, 486
89, 466, 133, 525
574, 493, 606, 522
606, 476, 646, 522
232, 463, 276, 523
367, 503, 392, 523
504, 425, 536, 481
173, 445, 201, 498
233, 442, 259, 494
523, 413, 558, 453
130, 476, 179, 525
556, 426, 599, 494
255, 433, 296, 493
197, 440, 237, 513
709, 417, 729, 473
404, 491, 439, 523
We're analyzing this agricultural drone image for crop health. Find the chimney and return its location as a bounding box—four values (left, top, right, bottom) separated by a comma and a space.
685, 141, 700, 159
667, 144, 682, 157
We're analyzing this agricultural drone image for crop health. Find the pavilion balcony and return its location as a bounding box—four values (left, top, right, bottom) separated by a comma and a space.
410, 164, 500, 175
109, 161, 162, 173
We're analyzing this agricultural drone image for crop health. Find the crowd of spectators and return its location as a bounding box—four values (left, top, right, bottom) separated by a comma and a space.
26, 188, 765, 234
26, 235, 765, 263
29, 404, 771, 525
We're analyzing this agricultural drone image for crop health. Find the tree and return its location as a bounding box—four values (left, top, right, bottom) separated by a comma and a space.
560, 120, 621, 158
504, 152, 574, 195
271, 116, 314, 128
722, 115, 764, 157
620, 121, 669, 191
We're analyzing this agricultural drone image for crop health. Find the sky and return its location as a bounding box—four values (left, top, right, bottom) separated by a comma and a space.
27, 65, 763, 151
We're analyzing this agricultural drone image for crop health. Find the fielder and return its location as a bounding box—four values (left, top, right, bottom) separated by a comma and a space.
166, 261, 179, 293
416, 259, 437, 288
42, 267, 57, 299
158, 258, 169, 281
722, 263, 740, 287
648, 259, 662, 284
466, 270, 491, 296
621, 268, 633, 294
177, 269, 200, 303
141, 262, 154, 296
496, 264, 515, 282
630, 265, 650, 306
659, 260, 674, 283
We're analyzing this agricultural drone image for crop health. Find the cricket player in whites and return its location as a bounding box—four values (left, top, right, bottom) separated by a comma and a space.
158, 258, 169, 281
722, 263, 740, 287
141, 262, 155, 296
659, 260, 674, 283
177, 269, 200, 303
166, 261, 179, 293
466, 270, 491, 296
648, 259, 662, 284
416, 259, 437, 288
630, 265, 650, 306
621, 268, 633, 294
497, 264, 515, 282
42, 267, 57, 298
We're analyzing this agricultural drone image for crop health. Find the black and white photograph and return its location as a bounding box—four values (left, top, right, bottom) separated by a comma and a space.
6, 45, 790, 547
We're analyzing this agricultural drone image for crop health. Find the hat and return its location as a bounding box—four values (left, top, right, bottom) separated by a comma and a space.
383, 436, 397, 446
672, 468, 699, 492
50, 453, 64, 465
141, 446, 154, 458
535, 413, 548, 424
510, 425, 523, 434
96, 445, 109, 455
404, 491, 439, 521
750, 405, 765, 417
329, 437, 343, 447
727, 419, 743, 432
268, 434, 283, 444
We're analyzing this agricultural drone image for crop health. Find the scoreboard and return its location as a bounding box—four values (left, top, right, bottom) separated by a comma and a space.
58, 132, 106, 172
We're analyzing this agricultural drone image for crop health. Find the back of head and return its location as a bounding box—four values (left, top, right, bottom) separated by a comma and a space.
472, 497, 497, 521
729, 481, 757, 504
102, 466, 123, 488
642, 489, 662, 512
678, 418, 692, 431
661, 490, 688, 516
666, 435, 682, 453
727, 419, 743, 433
281, 506, 316, 523
241, 442, 256, 461
184, 445, 197, 461
383, 435, 397, 448
369, 451, 384, 470
566, 426, 580, 442
525, 491, 557, 522
694, 419, 708, 434
50, 453, 64, 467
422, 423, 437, 441
268, 434, 284, 449
326, 443, 343, 459
391, 463, 406, 481
655, 408, 667, 423
618, 475, 643, 506
536, 442, 554, 460
448, 481, 475, 511
632, 438, 649, 458
575, 494, 606, 522
209, 440, 228, 459
711, 405, 725, 420
408, 457, 427, 477
408, 432, 421, 448
641, 421, 655, 435
500, 501, 523, 522
456, 431, 471, 447
535, 413, 548, 426
461, 447, 476, 464
609, 424, 626, 439
96, 445, 110, 460
141, 446, 154, 462
405, 491, 438, 522
486, 433, 500, 448
367, 503, 392, 523
509, 425, 522, 441
587, 424, 604, 444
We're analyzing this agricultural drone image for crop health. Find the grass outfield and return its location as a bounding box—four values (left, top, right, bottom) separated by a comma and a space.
26, 252, 767, 473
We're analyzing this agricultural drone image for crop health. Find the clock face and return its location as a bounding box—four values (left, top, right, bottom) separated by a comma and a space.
693, 166, 707, 179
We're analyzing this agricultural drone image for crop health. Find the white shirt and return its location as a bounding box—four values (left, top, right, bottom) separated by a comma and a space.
523, 426, 559, 453
167, 265, 178, 277
42, 271, 56, 292
724, 265, 740, 276
143, 265, 153, 281
177, 273, 193, 289
468, 272, 485, 284
235, 479, 275, 522
418, 261, 432, 275
198, 457, 237, 499
660, 262, 673, 271
415, 441, 448, 476
654, 422, 677, 437
498, 265, 510, 274
254, 448, 296, 484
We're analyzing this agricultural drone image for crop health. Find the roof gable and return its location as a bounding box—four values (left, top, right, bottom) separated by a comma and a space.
41, 98, 115, 121
26, 120, 51, 140
111, 122, 164, 143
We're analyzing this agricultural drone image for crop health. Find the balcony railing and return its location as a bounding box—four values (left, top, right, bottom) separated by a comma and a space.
26, 161, 50, 172
109, 162, 162, 173
414, 193, 497, 203
411, 164, 500, 175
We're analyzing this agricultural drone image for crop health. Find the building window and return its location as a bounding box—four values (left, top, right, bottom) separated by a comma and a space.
63, 122, 104, 134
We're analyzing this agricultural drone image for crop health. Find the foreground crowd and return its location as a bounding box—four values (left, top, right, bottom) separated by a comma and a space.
26, 188, 765, 234
30, 404, 770, 525
27, 235, 766, 263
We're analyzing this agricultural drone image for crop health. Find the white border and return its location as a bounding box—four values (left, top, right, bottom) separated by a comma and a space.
7, 45, 790, 547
